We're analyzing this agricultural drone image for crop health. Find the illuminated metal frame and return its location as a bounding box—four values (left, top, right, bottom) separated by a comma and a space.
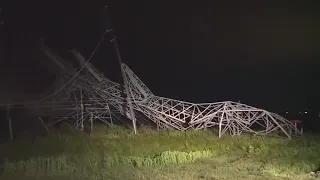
24, 45, 301, 139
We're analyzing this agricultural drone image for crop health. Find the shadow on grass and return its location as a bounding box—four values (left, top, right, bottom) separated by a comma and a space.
0, 131, 91, 162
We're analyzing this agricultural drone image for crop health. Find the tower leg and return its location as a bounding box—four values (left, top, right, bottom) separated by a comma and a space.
90, 113, 93, 135
80, 88, 84, 131
7, 106, 13, 140
39, 117, 50, 133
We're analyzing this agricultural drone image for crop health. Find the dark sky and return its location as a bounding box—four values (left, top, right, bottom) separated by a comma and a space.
2, 1, 320, 112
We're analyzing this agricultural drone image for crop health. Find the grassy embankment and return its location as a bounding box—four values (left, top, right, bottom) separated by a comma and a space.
0, 124, 319, 180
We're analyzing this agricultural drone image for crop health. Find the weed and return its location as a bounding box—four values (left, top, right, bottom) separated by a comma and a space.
0, 125, 319, 179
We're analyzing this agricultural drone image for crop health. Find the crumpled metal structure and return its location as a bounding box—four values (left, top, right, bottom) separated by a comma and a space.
25, 45, 300, 139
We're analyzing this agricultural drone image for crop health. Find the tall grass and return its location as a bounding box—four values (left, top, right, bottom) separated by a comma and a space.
0, 125, 319, 179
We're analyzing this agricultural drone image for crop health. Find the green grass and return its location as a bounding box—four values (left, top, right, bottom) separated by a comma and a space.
0, 124, 320, 180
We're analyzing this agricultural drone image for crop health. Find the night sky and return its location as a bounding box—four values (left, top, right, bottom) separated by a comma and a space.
2, 1, 320, 112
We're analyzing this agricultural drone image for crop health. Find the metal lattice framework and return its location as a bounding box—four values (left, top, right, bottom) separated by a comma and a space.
16, 42, 301, 139
121, 64, 298, 138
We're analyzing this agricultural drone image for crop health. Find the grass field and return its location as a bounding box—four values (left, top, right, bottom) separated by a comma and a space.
0, 124, 320, 180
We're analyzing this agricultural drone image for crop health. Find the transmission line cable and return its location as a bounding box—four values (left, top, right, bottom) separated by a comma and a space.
1, 28, 110, 106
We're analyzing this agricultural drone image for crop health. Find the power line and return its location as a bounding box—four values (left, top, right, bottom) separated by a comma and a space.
1, 28, 110, 107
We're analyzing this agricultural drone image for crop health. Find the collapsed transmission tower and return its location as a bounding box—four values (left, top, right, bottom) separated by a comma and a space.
15, 39, 301, 139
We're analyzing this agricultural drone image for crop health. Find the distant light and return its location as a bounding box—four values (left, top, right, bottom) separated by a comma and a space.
285, 111, 288, 114
305, 111, 308, 114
